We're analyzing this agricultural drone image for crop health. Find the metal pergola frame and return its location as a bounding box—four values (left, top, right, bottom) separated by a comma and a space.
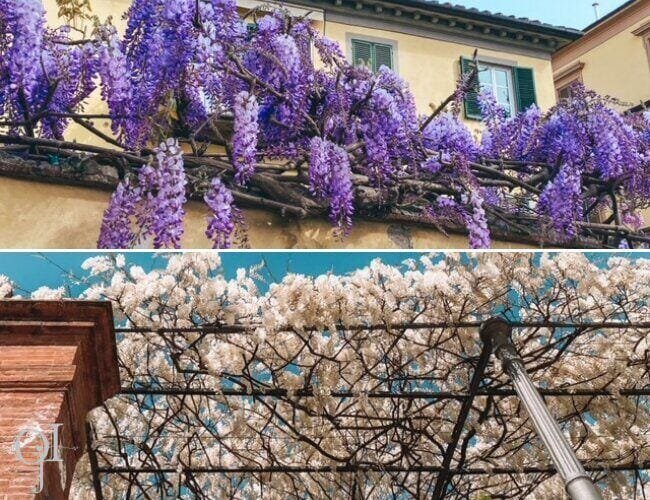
85, 319, 650, 499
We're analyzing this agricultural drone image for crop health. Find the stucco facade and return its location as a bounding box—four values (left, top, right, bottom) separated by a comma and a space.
0, 176, 534, 249
322, 19, 558, 117
552, 0, 650, 110
39, 0, 569, 146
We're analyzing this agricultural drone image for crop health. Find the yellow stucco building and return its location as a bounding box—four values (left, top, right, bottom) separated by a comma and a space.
303, 0, 579, 119
0, 0, 603, 248
50, 0, 581, 128
552, 0, 650, 226
552, 0, 650, 111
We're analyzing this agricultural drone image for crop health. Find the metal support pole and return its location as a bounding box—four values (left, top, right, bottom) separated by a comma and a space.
479, 318, 603, 500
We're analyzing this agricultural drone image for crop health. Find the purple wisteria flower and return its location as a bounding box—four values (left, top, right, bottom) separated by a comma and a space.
426, 196, 468, 228
538, 164, 583, 241
232, 91, 259, 185
141, 139, 188, 248
98, 180, 141, 249
422, 112, 490, 247
205, 177, 236, 249
243, 14, 315, 154
44, 32, 99, 138
95, 24, 134, 144
425, 193, 490, 249
313, 35, 345, 66
0, 0, 45, 101
356, 68, 421, 188
309, 137, 355, 232
423, 113, 480, 167
479, 92, 542, 161
0, 0, 97, 139
110, 0, 245, 147
98, 139, 187, 249
467, 190, 491, 249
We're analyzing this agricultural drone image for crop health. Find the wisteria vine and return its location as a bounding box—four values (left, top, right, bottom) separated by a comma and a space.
0, 0, 649, 248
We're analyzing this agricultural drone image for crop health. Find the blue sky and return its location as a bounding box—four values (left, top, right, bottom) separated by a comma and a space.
0, 251, 648, 296
446, 0, 629, 29
0, 252, 418, 295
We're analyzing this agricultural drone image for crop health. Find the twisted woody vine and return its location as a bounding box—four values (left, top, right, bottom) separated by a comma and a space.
1, 0, 649, 248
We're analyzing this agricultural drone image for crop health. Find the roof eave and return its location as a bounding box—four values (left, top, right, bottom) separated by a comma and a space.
308, 0, 582, 52
392, 0, 583, 40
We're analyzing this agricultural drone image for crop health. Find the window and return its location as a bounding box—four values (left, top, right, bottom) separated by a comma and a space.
557, 82, 578, 101
553, 61, 584, 102
246, 22, 259, 40
558, 86, 571, 100
351, 39, 394, 73
460, 57, 537, 121
477, 64, 516, 116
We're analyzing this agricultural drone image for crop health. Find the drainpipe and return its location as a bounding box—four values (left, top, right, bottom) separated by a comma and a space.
479, 318, 603, 500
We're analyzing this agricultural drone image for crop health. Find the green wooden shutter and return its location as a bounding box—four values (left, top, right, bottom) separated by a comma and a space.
514, 67, 537, 111
374, 43, 393, 71
461, 57, 482, 120
246, 22, 259, 41
352, 40, 372, 70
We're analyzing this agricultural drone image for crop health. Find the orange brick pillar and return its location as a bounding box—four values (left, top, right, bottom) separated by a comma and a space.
0, 301, 120, 500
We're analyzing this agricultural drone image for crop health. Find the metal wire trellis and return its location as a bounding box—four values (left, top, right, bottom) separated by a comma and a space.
84, 320, 650, 499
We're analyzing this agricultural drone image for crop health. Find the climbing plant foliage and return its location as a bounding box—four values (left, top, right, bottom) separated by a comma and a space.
0, 1, 649, 248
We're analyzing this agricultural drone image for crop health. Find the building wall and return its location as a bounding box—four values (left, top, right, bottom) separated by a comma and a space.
41, 0, 559, 145
552, 1, 650, 108
322, 20, 557, 118
0, 390, 67, 499
0, 176, 532, 249
0, 302, 119, 500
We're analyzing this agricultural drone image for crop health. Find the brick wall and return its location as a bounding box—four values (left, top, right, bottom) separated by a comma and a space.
0, 302, 120, 500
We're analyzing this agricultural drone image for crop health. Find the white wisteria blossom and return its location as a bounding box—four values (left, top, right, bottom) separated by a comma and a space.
31, 285, 67, 300
2, 253, 647, 499
0, 275, 13, 298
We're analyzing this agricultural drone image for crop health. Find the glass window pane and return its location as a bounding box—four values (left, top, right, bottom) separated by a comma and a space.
494, 69, 509, 87
497, 86, 510, 105
478, 68, 492, 85
480, 84, 494, 96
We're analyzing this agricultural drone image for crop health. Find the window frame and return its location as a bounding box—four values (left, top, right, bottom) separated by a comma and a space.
477, 62, 517, 116
632, 21, 650, 69
346, 34, 398, 74
557, 81, 579, 101
553, 61, 584, 103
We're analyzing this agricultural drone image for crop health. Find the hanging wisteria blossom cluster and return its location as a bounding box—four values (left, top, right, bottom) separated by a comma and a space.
0, 1, 649, 248
0, 0, 98, 138
6, 253, 648, 498
98, 138, 187, 248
